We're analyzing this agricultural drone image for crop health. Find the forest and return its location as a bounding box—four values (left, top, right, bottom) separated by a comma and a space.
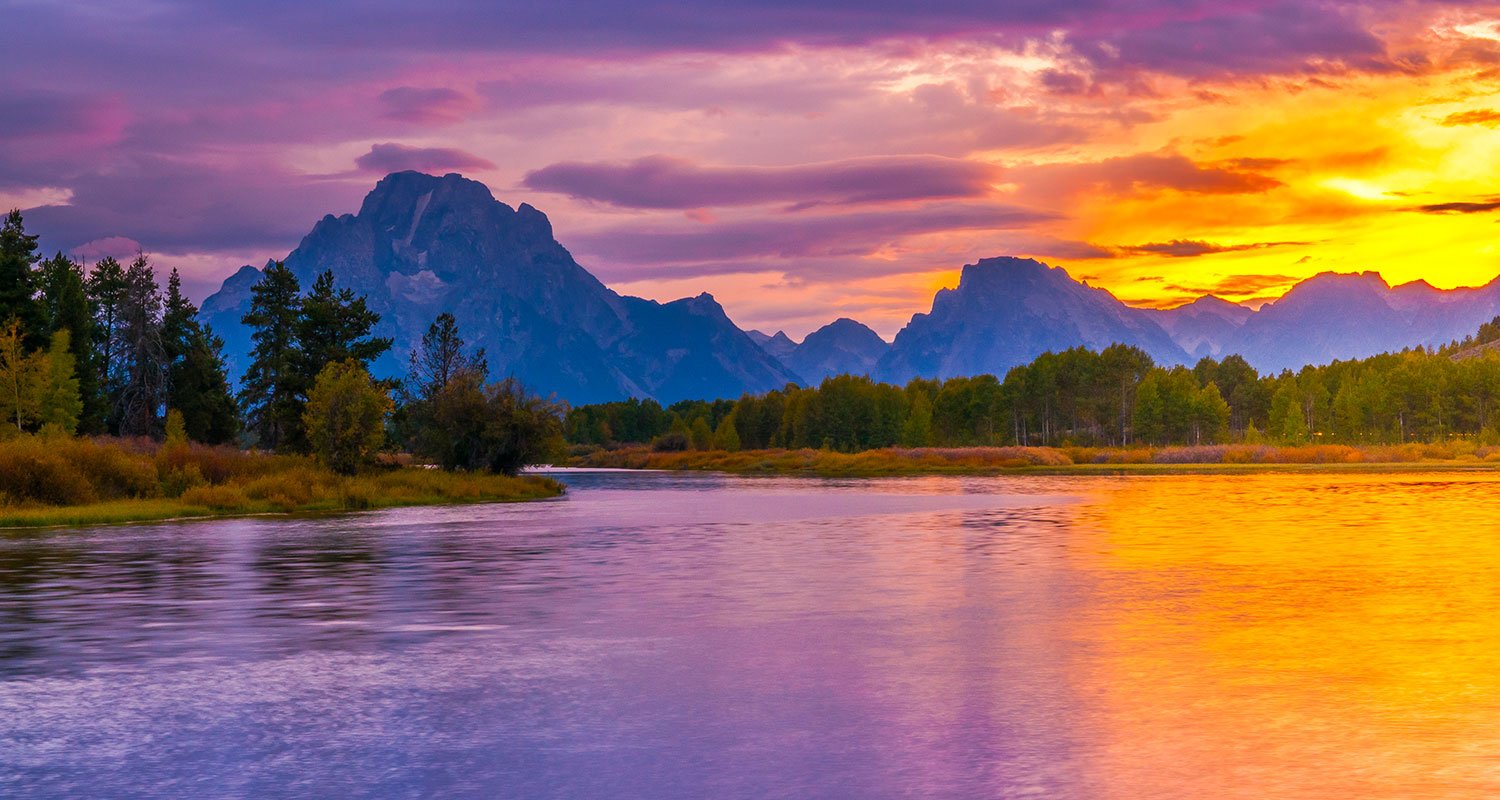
0, 209, 562, 521
566, 328, 1500, 453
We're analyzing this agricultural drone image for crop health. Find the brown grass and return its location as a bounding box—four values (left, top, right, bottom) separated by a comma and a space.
0, 435, 563, 529
574, 442, 1500, 476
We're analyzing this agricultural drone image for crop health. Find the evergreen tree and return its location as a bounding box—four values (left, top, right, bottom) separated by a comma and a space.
239, 262, 305, 451
162, 269, 239, 444
86, 256, 129, 430
408, 311, 486, 400
297, 270, 391, 380
37, 254, 105, 433
0, 210, 45, 346
116, 255, 167, 437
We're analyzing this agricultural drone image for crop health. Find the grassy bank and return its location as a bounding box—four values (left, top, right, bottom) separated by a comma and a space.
0, 435, 563, 529
572, 441, 1500, 477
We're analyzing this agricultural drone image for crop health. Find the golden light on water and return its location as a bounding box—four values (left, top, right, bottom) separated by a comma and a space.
1074, 473, 1500, 796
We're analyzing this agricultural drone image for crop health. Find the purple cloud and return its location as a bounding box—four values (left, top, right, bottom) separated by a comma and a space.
24, 156, 361, 257
1078, 2, 1393, 79
354, 143, 497, 174
1009, 153, 1283, 201
377, 87, 477, 124
523, 155, 1002, 209
571, 203, 1054, 270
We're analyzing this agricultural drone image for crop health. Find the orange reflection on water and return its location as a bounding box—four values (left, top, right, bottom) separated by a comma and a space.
1074, 472, 1500, 798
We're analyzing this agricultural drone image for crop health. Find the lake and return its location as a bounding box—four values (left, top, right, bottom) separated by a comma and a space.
2, 469, 1499, 798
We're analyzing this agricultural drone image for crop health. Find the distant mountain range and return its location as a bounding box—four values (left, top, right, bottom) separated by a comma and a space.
200, 171, 1500, 404
749, 319, 890, 384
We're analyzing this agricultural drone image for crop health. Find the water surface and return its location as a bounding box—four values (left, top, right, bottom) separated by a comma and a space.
2, 470, 1498, 798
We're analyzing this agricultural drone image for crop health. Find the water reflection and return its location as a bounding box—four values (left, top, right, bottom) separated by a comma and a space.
0, 470, 1497, 798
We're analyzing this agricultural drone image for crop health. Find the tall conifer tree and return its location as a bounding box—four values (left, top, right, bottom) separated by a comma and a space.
163, 268, 239, 444
239, 262, 305, 451
297, 270, 391, 379
38, 254, 105, 433
0, 210, 45, 346
116, 255, 167, 436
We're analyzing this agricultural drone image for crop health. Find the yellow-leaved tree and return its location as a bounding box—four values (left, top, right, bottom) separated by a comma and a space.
303, 359, 393, 475
0, 321, 80, 435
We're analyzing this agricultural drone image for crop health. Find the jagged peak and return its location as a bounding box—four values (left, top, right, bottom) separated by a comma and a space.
1162, 294, 1253, 320
1296, 270, 1391, 290
357, 170, 500, 219
958, 256, 1054, 282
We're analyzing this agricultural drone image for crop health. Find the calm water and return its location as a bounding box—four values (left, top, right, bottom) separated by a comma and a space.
2, 470, 1499, 798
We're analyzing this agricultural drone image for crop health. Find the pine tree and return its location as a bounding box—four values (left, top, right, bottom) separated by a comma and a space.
297, 270, 391, 380
116, 255, 167, 437
38, 254, 105, 433
0, 210, 45, 346
239, 262, 305, 451
86, 256, 129, 431
409, 312, 486, 401
163, 269, 239, 444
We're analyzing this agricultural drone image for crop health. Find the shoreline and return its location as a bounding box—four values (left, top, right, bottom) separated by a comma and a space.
0, 474, 565, 531
571, 444, 1500, 478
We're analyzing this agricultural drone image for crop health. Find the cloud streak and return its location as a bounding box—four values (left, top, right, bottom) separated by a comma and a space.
1115, 239, 1310, 258
524, 155, 1002, 209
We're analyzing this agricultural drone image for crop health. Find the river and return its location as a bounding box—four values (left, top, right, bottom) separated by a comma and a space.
2, 469, 1498, 798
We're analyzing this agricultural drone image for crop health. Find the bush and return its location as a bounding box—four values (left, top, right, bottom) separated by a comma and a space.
410, 374, 564, 474
652, 431, 690, 452
179, 484, 249, 511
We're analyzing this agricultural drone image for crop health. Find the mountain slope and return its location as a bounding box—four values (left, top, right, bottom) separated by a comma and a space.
873, 257, 1189, 383
747, 330, 798, 362
200, 171, 798, 404
1150, 295, 1251, 361
784, 318, 889, 382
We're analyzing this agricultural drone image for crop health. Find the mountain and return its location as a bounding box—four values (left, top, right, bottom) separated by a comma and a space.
784, 319, 889, 382
200, 171, 799, 404
747, 330, 798, 362
1150, 295, 1252, 361
1222, 272, 1500, 373
873, 257, 1190, 383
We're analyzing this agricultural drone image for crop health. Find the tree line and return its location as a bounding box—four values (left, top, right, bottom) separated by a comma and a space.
0, 210, 561, 475
567, 335, 1500, 452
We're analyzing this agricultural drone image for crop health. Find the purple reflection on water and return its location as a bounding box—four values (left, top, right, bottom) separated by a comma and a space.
0, 471, 1095, 798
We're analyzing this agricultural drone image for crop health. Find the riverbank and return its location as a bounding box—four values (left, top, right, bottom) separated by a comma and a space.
572, 442, 1500, 477
0, 435, 564, 529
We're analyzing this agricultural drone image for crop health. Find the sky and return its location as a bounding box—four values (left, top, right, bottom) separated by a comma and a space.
8, 1, 1500, 338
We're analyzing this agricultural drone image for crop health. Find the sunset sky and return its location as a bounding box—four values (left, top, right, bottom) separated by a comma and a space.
8, 1, 1500, 337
